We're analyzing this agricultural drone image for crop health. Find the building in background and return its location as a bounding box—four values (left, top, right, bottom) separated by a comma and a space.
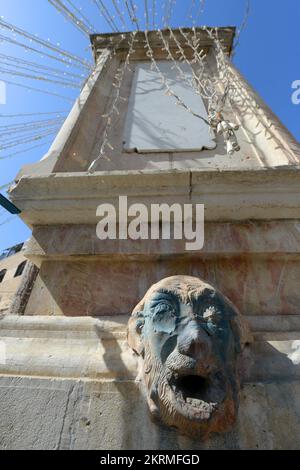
0, 243, 27, 314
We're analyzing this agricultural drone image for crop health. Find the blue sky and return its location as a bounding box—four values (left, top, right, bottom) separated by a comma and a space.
0, 0, 299, 252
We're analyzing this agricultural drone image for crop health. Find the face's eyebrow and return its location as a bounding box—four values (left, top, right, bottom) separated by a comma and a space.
190, 290, 230, 318
148, 289, 180, 306
190, 288, 215, 304
150, 288, 177, 301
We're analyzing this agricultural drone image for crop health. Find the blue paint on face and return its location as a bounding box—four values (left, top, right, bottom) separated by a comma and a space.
145, 291, 179, 334
140, 288, 237, 367
128, 277, 245, 438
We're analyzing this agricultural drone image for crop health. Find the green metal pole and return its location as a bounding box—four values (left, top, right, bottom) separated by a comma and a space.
0, 193, 21, 214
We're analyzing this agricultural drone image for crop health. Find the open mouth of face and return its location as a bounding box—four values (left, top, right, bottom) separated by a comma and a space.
168, 372, 226, 421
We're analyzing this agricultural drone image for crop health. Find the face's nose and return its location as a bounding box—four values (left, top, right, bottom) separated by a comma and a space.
177, 320, 212, 360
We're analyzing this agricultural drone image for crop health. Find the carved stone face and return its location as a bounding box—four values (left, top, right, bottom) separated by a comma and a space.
128, 276, 249, 439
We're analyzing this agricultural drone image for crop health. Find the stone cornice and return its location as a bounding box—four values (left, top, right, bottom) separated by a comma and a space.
0, 315, 299, 382
9, 168, 300, 225
90, 27, 236, 62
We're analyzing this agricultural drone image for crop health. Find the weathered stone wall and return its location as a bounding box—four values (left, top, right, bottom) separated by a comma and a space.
24, 254, 300, 317
23, 219, 300, 318
0, 316, 299, 450
1, 376, 300, 450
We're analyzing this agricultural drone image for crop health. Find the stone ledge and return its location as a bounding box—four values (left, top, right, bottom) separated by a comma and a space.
0, 314, 127, 337
0, 315, 299, 383
9, 168, 300, 225
1, 314, 300, 336
90, 27, 236, 58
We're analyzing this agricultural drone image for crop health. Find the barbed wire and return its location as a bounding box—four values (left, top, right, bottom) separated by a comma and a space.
194, 0, 206, 26
2, 78, 75, 102
0, 182, 12, 191
88, 31, 137, 172
0, 117, 65, 134
124, 0, 140, 30
186, 0, 196, 26
0, 140, 54, 160
157, 29, 202, 96
144, 30, 209, 124
0, 33, 90, 72
144, 0, 150, 30
169, 28, 212, 100
0, 66, 81, 89
0, 124, 65, 144
92, 0, 119, 32
164, 0, 176, 27
152, 0, 157, 29
0, 216, 17, 227
0, 40, 107, 164
111, 0, 127, 29
48, 0, 93, 37
0, 53, 86, 80
0, 2, 251, 181
0, 17, 91, 69
0, 127, 61, 151
0, 111, 68, 118
233, 0, 251, 54
129, 0, 140, 29
66, 0, 97, 31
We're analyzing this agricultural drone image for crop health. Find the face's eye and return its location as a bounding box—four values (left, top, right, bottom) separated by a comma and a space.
203, 306, 221, 325
136, 319, 144, 334
148, 298, 178, 334
152, 302, 176, 317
